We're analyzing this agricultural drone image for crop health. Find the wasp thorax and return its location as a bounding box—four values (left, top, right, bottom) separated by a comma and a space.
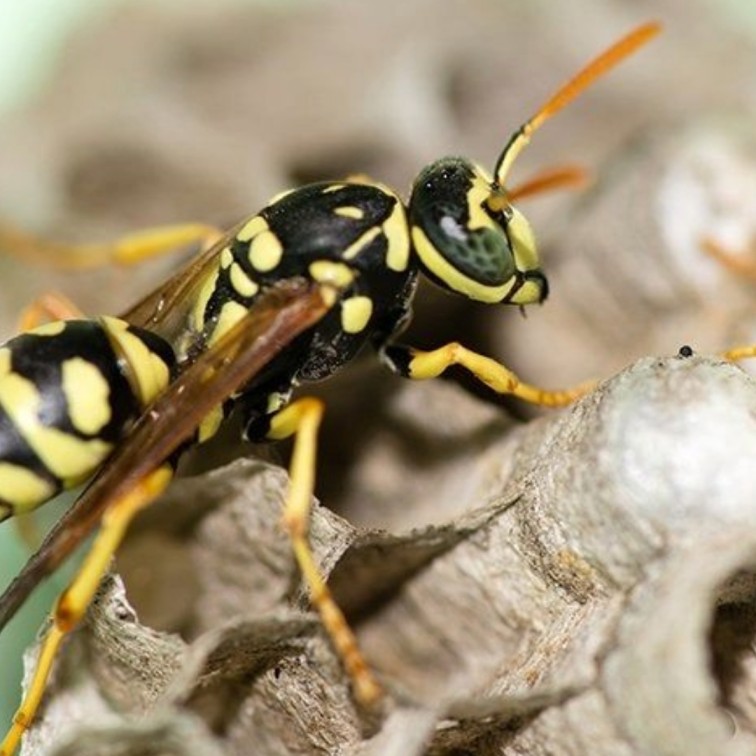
408, 156, 548, 305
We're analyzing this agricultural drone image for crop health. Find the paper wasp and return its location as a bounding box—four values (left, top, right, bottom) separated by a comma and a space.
0, 22, 659, 754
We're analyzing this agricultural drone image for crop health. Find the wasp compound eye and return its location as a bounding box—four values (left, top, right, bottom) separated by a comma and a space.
408, 157, 547, 305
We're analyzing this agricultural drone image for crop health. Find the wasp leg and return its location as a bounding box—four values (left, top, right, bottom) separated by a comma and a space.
382, 342, 596, 408
264, 397, 382, 707
0, 465, 173, 756
701, 237, 756, 282
721, 345, 756, 362
507, 164, 590, 202
17, 291, 85, 332
0, 221, 221, 270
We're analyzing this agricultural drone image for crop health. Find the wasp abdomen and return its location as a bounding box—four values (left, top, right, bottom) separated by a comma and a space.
0, 318, 174, 520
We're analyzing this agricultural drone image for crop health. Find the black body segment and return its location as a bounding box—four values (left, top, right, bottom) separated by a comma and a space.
189, 181, 417, 396
0, 319, 174, 519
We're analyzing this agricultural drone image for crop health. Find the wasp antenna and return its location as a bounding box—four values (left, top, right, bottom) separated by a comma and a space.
493, 21, 661, 189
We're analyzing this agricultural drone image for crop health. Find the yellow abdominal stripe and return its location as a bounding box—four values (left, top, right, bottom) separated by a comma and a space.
101, 316, 171, 406
0, 372, 112, 481
61, 357, 112, 434
0, 462, 55, 511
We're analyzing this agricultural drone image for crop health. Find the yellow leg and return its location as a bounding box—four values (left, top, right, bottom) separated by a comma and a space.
0, 465, 173, 756
402, 342, 596, 407
701, 237, 756, 282
16, 292, 85, 333
267, 398, 382, 706
722, 345, 756, 362
0, 221, 221, 270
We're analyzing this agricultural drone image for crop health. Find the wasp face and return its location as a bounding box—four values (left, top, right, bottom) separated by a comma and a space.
408, 157, 548, 306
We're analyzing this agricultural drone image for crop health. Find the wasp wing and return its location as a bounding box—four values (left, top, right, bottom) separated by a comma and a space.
118, 220, 245, 345
0, 278, 330, 631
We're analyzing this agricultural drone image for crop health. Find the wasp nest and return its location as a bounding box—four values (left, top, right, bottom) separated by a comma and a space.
18, 353, 756, 756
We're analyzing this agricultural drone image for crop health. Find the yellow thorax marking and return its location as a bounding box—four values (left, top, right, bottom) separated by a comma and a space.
236, 215, 268, 242
342, 227, 381, 260
248, 231, 284, 272
308, 260, 355, 289
0, 372, 112, 480
229, 262, 259, 298
341, 296, 373, 334
334, 206, 365, 220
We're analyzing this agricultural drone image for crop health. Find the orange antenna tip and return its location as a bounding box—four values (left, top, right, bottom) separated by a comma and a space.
493, 21, 661, 187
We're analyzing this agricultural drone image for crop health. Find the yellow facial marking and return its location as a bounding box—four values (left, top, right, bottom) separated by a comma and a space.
323, 184, 346, 194
340, 296, 373, 334
334, 206, 365, 220
508, 278, 543, 305
342, 227, 381, 260
220, 246, 234, 269
62, 358, 111, 435
308, 261, 355, 289
101, 317, 171, 407
248, 231, 284, 272
208, 300, 249, 347
230, 262, 260, 299
465, 168, 496, 232
236, 215, 268, 243
507, 206, 539, 273
0, 463, 55, 512
412, 226, 512, 303
29, 320, 67, 337
0, 372, 112, 481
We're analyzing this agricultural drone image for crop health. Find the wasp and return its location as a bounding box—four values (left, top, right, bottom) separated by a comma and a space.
0, 22, 660, 754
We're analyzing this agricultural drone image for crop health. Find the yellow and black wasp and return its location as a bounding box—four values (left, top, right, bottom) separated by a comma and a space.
0, 22, 659, 754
